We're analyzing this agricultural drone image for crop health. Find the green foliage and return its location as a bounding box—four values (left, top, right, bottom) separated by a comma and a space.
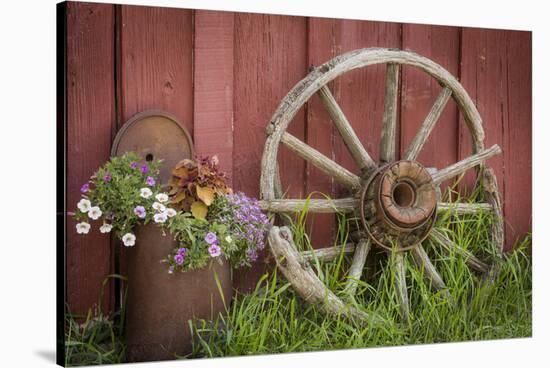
73, 152, 163, 238
188, 194, 532, 357
161, 211, 232, 272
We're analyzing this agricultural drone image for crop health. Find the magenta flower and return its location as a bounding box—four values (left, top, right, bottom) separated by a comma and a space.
205, 232, 217, 245
130, 161, 138, 169
146, 176, 156, 186
174, 253, 184, 265
103, 172, 112, 182
80, 183, 90, 193
140, 164, 149, 174
208, 244, 221, 257
177, 247, 187, 255
133, 205, 146, 219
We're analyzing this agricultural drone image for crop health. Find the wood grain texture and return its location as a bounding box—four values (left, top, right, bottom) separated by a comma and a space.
305, 18, 339, 249
301, 243, 355, 261
459, 28, 506, 231
66, 2, 115, 315
118, 5, 193, 133
117, 4, 194, 282
335, 21, 401, 175
379, 63, 400, 164
401, 25, 460, 186
194, 11, 234, 185
503, 31, 532, 249
233, 13, 307, 292
281, 132, 360, 190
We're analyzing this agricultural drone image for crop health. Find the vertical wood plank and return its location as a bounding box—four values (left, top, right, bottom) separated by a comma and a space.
503, 31, 532, 249
66, 2, 115, 315
400, 25, 460, 193
459, 28, 507, 244
305, 17, 339, 248
119, 5, 193, 134
335, 20, 401, 181
118, 5, 194, 275
233, 13, 307, 291
194, 11, 234, 186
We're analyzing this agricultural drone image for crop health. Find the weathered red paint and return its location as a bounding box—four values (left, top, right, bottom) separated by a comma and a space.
66, 2, 115, 315
65, 5, 532, 313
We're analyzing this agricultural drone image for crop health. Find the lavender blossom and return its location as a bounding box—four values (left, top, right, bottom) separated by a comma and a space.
140, 164, 149, 174
205, 232, 218, 245
103, 172, 112, 182
130, 161, 138, 169
208, 243, 222, 257
134, 205, 146, 219
146, 176, 156, 186
174, 253, 184, 265
80, 183, 90, 193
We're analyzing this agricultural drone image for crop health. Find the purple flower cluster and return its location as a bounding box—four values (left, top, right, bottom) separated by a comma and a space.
205, 232, 222, 257
174, 247, 187, 265
222, 192, 270, 263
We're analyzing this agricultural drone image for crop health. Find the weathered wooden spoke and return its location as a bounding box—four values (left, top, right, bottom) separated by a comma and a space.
268, 226, 373, 322
379, 63, 400, 164
404, 87, 452, 161
432, 144, 502, 185
411, 245, 449, 294
343, 238, 371, 298
317, 85, 376, 170
301, 243, 355, 262
430, 229, 490, 274
392, 252, 410, 321
280, 132, 361, 190
259, 198, 357, 213
260, 48, 503, 324
437, 202, 493, 215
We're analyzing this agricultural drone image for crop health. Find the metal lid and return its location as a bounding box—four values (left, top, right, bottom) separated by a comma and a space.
111, 110, 194, 183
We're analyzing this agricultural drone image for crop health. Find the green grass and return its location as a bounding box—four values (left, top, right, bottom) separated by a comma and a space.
64, 192, 532, 365
188, 192, 531, 357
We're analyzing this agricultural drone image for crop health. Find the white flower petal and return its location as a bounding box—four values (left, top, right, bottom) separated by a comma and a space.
155, 193, 169, 203
77, 199, 91, 213
122, 233, 136, 247
140, 188, 153, 199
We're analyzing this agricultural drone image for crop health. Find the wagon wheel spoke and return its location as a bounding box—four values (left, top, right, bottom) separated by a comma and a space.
343, 238, 371, 298
317, 85, 377, 170
281, 132, 361, 190
411, 244, 451, 300
430, 228, 490, 274
404, 87, 453, 161
392, 251, 410, 321
431, 144, 502, 185
437, 201, 493, 215
259, 198, 357, 213
379, 63, 400, 164
301, 243, 355, 262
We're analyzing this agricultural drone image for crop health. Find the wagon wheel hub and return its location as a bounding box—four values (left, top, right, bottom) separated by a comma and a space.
360, 161, 437, 251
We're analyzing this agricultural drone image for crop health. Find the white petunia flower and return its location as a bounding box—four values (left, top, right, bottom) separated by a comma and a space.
76, 222, 91, 234
88, 206, 102, 220
155, 193, 169, 203
77, 199, 92, 213
140, 188, 153, 199
154, 212, 168, 223
225, 235, 232, 243
152, 202, 166, 212
99, 223, 112, 233
122, 233, 136, 247
164, 208, 177, 217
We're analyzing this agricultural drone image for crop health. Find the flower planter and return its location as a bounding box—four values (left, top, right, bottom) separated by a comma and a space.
125, 223, 232, 362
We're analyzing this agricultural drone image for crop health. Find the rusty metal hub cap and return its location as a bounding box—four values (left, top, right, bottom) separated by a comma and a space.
360, 161, 437, 251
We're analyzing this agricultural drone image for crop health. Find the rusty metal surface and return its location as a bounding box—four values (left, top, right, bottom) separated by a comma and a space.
112, 110, 232, 361
125, 224, 232, 362
360, 161, 437, 252
111, 110, 194, 183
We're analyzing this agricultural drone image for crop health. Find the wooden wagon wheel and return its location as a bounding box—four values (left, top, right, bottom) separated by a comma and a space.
259, 48, 504, 323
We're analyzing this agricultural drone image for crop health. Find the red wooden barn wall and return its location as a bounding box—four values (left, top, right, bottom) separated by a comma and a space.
65, 2, 532, 314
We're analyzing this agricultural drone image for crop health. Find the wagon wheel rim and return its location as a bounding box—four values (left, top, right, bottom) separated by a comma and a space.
259, 48, 504, 322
